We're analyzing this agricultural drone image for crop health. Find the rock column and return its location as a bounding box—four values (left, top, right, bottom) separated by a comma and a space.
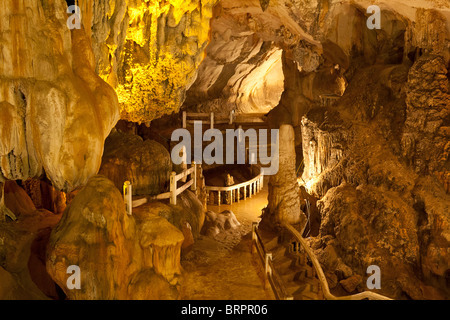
262, 125, 305, 230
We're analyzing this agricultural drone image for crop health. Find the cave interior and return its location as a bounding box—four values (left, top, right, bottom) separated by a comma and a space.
0, 0, 449, 301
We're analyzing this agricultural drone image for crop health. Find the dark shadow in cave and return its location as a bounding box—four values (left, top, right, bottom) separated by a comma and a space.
65, 0, 76, 7
28, 228, 66, 300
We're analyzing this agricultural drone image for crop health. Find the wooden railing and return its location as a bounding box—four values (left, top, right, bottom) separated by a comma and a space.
182, 111, 234, 129
123, 162, 198, 214
319, 94, 341, 107
282, 223, 392, 300
252, 222, 293, 300
206, 167, 264, 205
182, 111, 267, 129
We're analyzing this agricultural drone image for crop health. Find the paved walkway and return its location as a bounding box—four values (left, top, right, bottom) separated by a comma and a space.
179, 182, 275, 300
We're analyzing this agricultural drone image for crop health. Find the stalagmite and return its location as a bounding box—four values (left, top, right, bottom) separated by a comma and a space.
262, 124, 306, 230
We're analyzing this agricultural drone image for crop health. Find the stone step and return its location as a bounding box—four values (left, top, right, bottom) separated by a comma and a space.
264, 236, 280, 252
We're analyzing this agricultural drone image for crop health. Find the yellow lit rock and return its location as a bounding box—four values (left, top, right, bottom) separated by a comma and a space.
117, 0, 218, 123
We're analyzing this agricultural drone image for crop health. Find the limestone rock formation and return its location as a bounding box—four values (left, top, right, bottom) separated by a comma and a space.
111, 0, 219, 123
402, 54, 450, 192
140, 190, 205, 249
0, 182, 61, 300
263, 125, 305, 229
202, 210, 240, 237
300, 58, 449, 299
46, 175, 183, 299
185, 28, 285, 115
0, 0, 119, 192
77, 0, 129, 87
99, 130, 172, 196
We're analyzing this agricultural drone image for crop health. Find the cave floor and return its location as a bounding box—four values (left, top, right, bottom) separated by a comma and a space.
179, 182, 275, 300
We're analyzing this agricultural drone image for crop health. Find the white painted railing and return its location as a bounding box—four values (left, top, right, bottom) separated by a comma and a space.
206, 167, 264, 205
319, 94, 341, 107
123, 162, 198, 214
282, 223, 392, 300
182, 111, 268, 129
123, 181, 132, 216
251, 222, 293, 300
182, 111, 234, 129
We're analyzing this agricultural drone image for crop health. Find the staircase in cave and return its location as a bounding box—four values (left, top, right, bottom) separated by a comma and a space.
262, 233, 323, 300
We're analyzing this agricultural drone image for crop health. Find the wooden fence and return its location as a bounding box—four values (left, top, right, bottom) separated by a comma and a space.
123, 162, 198, 215
206, 167, 264, 205
252, 222, 293, 300
182, 111, 267, 129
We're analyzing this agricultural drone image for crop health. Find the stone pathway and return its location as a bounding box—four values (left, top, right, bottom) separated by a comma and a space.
179, 182, 275, 300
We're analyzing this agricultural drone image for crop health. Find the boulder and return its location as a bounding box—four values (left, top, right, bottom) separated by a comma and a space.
99, 130, 172, 196
202, 210, 241, 237
46, 175, 183, 299
340, 275, 362, 293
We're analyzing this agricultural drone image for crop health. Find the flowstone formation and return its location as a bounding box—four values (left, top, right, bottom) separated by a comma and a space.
46, 176, 183, 300
96, 0, 219, 123
0, 0, 120, 193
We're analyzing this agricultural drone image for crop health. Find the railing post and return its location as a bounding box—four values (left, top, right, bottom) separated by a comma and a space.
264, 253, 272, 289
251, 222, 257, 254
237, 188, 240, 202
170, 172, 177, 205
210, 112, 214, 129
191, 161, 197, 191
244, 185, 247, 200
218, 191, 221, 206
123, 181, 132, 216
230, 190, 233, 204
182, 111, 187, 128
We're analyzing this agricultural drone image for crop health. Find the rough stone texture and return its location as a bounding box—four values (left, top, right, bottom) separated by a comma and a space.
151, 190, 206, 240
99, 130, 172, 196
301, 61, 449, 298
21, 179, 66, 215
77, 0, 129, 87
202, 210, 241, 237
112, 0, 219, 123
0, 0, 119, 192
402, 54, 450, 192
46, 176, 183, 299
263, 125, 306, 229
185, 24, 285, 115
340, 274, 362, 293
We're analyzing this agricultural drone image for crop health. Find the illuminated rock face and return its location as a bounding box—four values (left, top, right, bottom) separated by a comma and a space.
0, 0, 119, 192
105, 0, 219, 123
76, 0, 129, 87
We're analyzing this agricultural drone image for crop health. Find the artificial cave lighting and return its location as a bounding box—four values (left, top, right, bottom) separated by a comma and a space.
0, 0, 448, 305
